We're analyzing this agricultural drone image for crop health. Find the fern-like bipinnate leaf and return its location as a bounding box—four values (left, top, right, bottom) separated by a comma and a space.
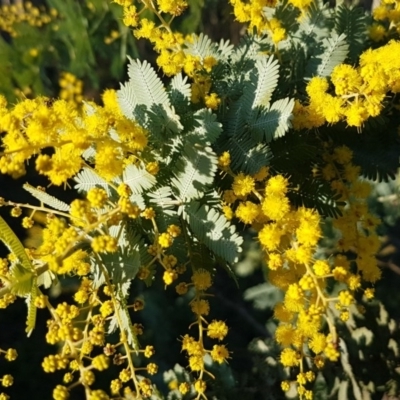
122, 164, 156, 195
306, 32, 349, 78
190, 108, 222, 145
221, 133, 272, 174
171, 144, 218, 201
147, 186, 175, 210
23, 184, 70, 212
216, 38, 235, 61
249, 98, 295, 142
298, 0, 333, 49
117, 58, 169, 119
185, 33, 217, 58
184, 202, 243, 264
253, 56, 280, 109
25, 285, 38, 337
168, 73, 191, 110
0, 215, 33, 275
74, 167, 112, 195
335, 5, 368, 63
0, 216, 38, 336
126, 58, 169, 107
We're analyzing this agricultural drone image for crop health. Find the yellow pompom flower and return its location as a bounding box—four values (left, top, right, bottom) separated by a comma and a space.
123, 5, 138, 27
190, 299, 210, 315
207, 320, 228, 340
280, 348, 300, 367
158, 232, 173, 248
205, 93, 221, 110
210, 344, 230, 363
157, 0, 188, 16
194, 379, 207, 394
232, 173, 255, 197
192, 269, 212, 291
91, 235, 118, 253
92, 354, 110, 371
235, 201, 260, 224
265, 175, 288, 197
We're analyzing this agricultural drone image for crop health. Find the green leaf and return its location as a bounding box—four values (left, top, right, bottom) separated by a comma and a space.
184, 202, 243, 264
171, 144, 218, 201
122, 164, 156, 195
23, 184, 70, 212
25, 284, 38, 337
216, 38, 235, 61
108, 289, 139, 350
8, 263, 35, 297
0, 215, 33, 274
168, 73, 191, 105
306, 32, 349, 78
249, 98, 295, 142
184, 32, 217, 58
147, 186, 175, 210
335, 5, 368, 63
252, 56, 280, 109
189, 108, 222, 145
118, 58, 169, 118
221, 134, 272, 174
74, 167, 112, 195
298, 0, 333, 48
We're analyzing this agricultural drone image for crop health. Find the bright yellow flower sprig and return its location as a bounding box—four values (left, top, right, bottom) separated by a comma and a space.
114, 0, 189, 76
320, 145, 381, 284
370, 0, 400, 41
0, 188, 166, 399
141, 210, 231, 399
0, 89, 148, 183
0, 346, 17, 399
0, 1, 57, 37
59, 72, 84, 106
112, 0, 220, 106
228, 0, 312, 43
217, 150, 380, 399
38, 280, 158, 399
293, 40, 400, 129
174, 269, 230, 399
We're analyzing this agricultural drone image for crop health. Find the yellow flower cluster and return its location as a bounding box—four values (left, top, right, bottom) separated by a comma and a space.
321, 145, 381, 284
113, 0, 219, 107
217, 147, 380, 397
0, 89, 148, 184
294, 40, 400, 129
229, 0, 311, 42
371, 0, 400, 41
0, 2, 57, 37
59, 72, 84, 106
171, 268, 230, 397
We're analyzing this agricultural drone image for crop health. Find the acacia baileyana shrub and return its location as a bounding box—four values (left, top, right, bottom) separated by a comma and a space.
0, 0, 400, 399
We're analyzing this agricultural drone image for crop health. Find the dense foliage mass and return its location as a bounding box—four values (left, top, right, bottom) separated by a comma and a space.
0, 0, 400, 399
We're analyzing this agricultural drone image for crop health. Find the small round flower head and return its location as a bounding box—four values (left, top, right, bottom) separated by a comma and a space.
280, 348, 300, 367
179, 382, 190, 394
232, 173, 255, 197
194, 379, 206, 394
207, 320, 228, 341
191, 269, 212, 291
158, 232, 173, 248
4, 348, 17, 362
210, 344, 230, 364
146, 363, 158, 375
92, 354, 110, 371
218, 151, 231, 170
53, 385, 69, 400
144, 345, 155, 358
190, 299, 210, 315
